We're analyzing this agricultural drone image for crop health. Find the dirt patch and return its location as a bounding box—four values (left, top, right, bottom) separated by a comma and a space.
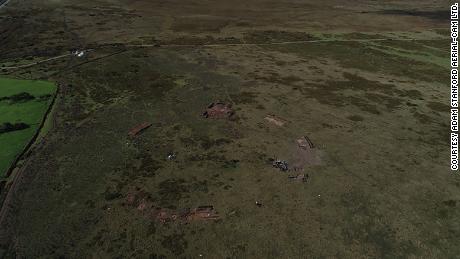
154, 206, 219, 223
124, 189, 219, 224
128, 122, 152, 137
290, 136, 323, 169
264, 114, 287, 126
202, 102, 234, 119
271, 136, 323, 172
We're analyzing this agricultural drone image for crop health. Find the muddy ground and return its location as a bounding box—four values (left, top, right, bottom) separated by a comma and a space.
0, 0, 458, 258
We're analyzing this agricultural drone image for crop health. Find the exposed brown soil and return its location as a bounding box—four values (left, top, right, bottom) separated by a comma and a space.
125, 190, 219, 224
202, 102, 234, 119
290, 136, 322, 169
264, 114, 287, 126
128, 122, 152, 137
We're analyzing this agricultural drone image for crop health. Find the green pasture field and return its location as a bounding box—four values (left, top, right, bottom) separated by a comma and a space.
0, 78, 56, 177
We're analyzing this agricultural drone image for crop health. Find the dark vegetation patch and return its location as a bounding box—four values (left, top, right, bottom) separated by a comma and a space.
157, 179, 189, 207
161, 36, 242, 45
340, 32, 384, 40
161, 232, 188, 256
0, 122, 30, 134
413, 112, 433, 124
37, 94, 52, 101
189, 153, 227, 165
135, 153, 162, 173
376, 40, 447, 55
179, 137, 197, 148
341, 190, 419, 258
230, 91, 258, 104
190, 179, 209, 193
229, 244, 248, 257
85, 199, 96, 209
414, 120, 449, 146
121, 152, 163, 180
146, 222, 156, 236
181, 136, 232, 150
266, 41, 447, 83
145, 74, 177, 99
443, 199, 458, 208
0, 10, 73, 61
103, 185, 123, 201
427, 101, 450, 113
223, 159, 240, 168
434, 29, 450, 37
199, 136, 232, 150
281, 75, 303, 84
0, 92, 34, 103
415, 40, 449, 52
255, 104, 265, 110
436, 199, 460, 220
364, 92, 403, 110
155, 178, 209, 208
172, 17, 229, 32
244, 30, 316, 44
148, 253, 167, 259
261, 72, 421, 114
139, 73, 175, 99
347, 115, 364, 122
71, 56, 180, 105
375, 10, 450, 21
260, 73, 303, 86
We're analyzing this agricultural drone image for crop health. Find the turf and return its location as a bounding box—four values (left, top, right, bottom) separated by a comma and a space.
0, 78, 56, 176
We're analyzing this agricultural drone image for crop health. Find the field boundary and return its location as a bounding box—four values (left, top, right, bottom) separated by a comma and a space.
1, 53, 74, 70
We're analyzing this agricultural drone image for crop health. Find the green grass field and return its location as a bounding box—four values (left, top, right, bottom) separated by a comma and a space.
0, 77, 56, 177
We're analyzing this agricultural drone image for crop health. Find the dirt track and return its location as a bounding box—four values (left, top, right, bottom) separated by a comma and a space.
2, 37, 439, 71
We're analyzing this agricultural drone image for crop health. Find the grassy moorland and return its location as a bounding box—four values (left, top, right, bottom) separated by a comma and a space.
0, 0, 458, 258
0, 78, 55, 176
